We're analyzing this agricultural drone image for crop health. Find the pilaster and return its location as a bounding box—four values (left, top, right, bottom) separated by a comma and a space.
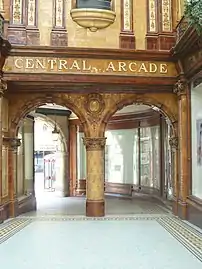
146, 0, 175, 50
173, 79, 189, 219
3, 137, 21, 217
119, 0, 135, 49
83, 137, 106, 217
26, 0, 40, 45
7, 0, 27, 45
0, 79, 6, 222
51, 0, 68, 46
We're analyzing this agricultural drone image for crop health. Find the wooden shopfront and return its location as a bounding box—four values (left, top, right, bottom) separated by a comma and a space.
173, 17, 202, 228
0, 45, 191, 219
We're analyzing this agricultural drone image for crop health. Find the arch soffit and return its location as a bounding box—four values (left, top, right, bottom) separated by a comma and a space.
8, 94, 87, 136
101, 93, 178, 136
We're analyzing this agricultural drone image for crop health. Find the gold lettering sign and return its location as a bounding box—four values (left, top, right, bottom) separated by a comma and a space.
3, 57, 177, 77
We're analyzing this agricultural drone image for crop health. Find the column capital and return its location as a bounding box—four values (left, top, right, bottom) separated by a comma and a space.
3, 137, 21, 151
169, 136, 178, 151
0, 78, 7, 97
83, 137, 106, 151
173, 79, 187, 97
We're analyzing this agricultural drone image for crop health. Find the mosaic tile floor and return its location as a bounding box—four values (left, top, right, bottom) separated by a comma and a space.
0, 196, 201, 269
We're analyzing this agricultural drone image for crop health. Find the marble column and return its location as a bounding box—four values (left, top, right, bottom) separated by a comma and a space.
174, 80, 189, 219
83, 137, 106, 217
23, 117, 34, 195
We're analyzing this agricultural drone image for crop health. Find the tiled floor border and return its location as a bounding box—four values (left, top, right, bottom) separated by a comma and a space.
0, 215, 201, 262
0, 219, 32, 244
157, 217, 202, 262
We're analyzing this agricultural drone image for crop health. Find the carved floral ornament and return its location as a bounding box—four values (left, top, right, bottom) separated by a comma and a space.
85, 93, 105, 121
169, 136, 178, 151
83, 137, 106, 151
173, 79, 187, 96
3, 137, 21, 150
0, 78, 7, 96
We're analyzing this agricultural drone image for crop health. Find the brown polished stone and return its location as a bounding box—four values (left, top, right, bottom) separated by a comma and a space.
172, 199, 178, 216
9, 198, 19, 218
86, 199, 105, 217
177, 200, 188, 220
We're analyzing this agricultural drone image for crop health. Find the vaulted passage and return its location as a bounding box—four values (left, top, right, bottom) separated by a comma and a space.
11, 102, 174, 216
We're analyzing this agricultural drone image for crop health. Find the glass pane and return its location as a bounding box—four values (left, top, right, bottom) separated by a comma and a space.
151, 125, 160, 190
164, 122, 172, 199
105, 129, 138, 184
105, 130, 123, 183
140, 127, 152, 187
133, 131, 139, 185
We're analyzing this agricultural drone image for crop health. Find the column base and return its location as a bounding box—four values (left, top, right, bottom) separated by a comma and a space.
172, 197, 178, 216
177, 200, 188, 220
86, 199, 105, 217
0, 205, 3, 223
9, 199, 19, 218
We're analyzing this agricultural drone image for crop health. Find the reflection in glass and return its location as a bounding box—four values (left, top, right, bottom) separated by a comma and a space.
105, 126, 160, 189
164, 122, 172, 199
139, 126, 160, 189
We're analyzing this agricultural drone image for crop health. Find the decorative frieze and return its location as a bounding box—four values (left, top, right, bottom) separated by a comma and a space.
120, 0, 135, 49
51, 0, 68, 47
161, 0, 172, 32
148, 0, 157, 33
55, 0, 64, 28
146, 0, 174, 50
146, 0, 158, 50
26, 0, 40, 45
123, 0, 132, 32
27, 0, 36, 27
8, 0, 26, 44
12, 0, 23, 25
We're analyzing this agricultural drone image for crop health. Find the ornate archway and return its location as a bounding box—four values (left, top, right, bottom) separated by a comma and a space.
100, 93, 178, 136
7, 93, 88, 137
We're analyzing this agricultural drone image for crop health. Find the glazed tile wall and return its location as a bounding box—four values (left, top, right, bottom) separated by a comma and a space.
3, 0, 185, 49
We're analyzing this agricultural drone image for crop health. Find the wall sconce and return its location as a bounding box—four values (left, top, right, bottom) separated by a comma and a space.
52, 116, 60, 142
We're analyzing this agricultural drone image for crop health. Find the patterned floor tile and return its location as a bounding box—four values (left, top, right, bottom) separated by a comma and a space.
157, 217, 202, 261
0, 217, 201, 269
0, 196, 201, 268
0, 218, 32, 244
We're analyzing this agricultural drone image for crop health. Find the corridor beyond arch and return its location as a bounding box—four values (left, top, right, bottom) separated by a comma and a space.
101, 93, 178, 137
8, 93, 87, 137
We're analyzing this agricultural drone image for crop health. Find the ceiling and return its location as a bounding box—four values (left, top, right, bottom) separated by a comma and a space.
39, 103, 151, 119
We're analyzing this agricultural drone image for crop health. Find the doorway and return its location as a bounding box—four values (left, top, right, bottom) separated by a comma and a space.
16, 104, 70, 213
